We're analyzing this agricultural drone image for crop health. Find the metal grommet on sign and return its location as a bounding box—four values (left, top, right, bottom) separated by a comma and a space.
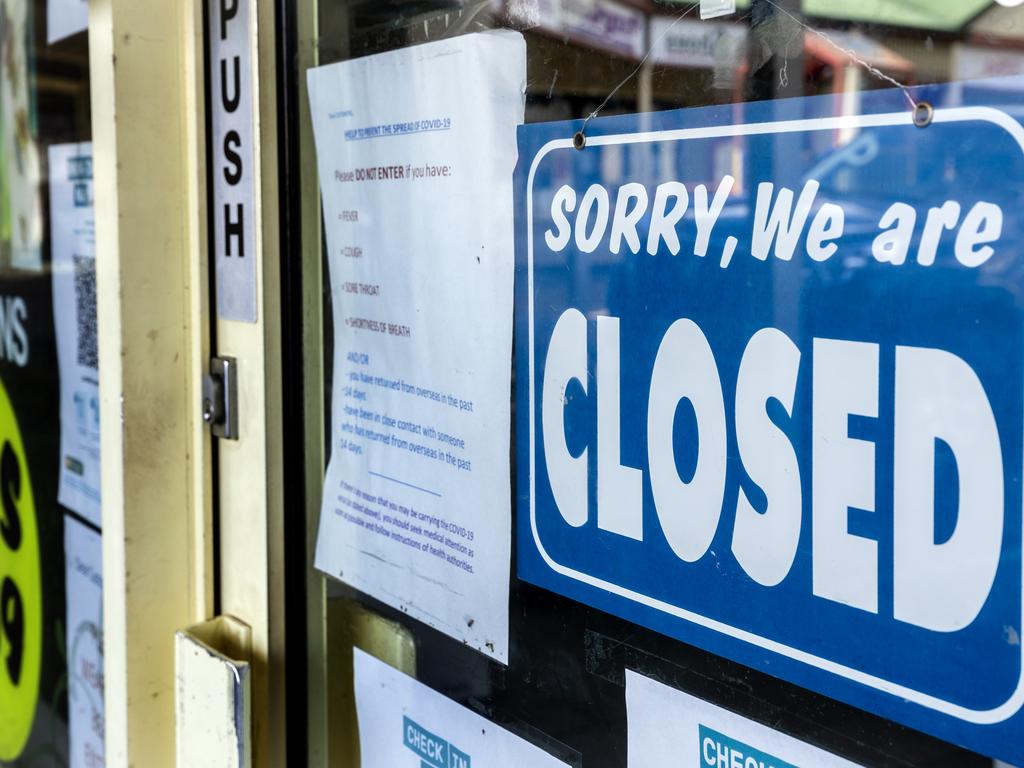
913, 101, 934, 128
573, 130, 587, 150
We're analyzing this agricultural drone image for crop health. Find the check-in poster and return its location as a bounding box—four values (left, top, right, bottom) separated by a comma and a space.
516, 77, 1024, 763
627, 670, 859, 767
354, 648, 570, 768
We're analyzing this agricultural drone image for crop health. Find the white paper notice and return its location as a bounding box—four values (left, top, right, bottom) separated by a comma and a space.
47, 0, 89, 44
700, 0, 736, 20
355, 648, 569, 768
50, 142, 100, 528
64, 516, 104, 768
627, 670, 861, 767
308, 31, 524, 663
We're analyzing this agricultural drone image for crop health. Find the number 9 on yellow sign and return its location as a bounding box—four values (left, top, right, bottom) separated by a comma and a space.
0, 375, 41, 761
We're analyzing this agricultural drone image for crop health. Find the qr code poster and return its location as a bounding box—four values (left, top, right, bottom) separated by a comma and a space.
49, 142, 100, 528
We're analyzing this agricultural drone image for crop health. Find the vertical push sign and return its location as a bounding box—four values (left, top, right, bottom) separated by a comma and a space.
209, 0, 256, 322
515, 78, 1024, 764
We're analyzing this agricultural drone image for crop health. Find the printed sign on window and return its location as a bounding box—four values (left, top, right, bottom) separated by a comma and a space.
354, 648, 570, 768
50, 143, 100, 527
309, 32, 525, 663
627, 670, 858, 767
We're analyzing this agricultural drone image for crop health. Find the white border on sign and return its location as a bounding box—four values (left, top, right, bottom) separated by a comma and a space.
526, 106, 1024, 725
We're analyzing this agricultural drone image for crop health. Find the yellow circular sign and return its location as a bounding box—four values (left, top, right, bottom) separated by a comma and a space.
0, 376, 40, 760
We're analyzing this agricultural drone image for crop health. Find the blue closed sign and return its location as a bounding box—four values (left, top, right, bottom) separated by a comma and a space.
514, 78, 1024, 763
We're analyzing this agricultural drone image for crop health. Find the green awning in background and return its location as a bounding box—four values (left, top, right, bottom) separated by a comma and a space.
682, 0, 995, 32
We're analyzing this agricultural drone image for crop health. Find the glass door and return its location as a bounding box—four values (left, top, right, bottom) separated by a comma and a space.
280, 2, 1024, 766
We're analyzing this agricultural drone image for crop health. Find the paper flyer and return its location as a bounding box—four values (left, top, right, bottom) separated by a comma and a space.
308, 31, 525, 662
355, 648, 570, 768
64, 515, 104, 768
626, 670, 860, 767
47, 0, 89, 44
49, 142, 100, 527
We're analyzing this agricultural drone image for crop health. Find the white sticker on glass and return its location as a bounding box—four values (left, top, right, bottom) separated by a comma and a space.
700, 0, 736, 20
